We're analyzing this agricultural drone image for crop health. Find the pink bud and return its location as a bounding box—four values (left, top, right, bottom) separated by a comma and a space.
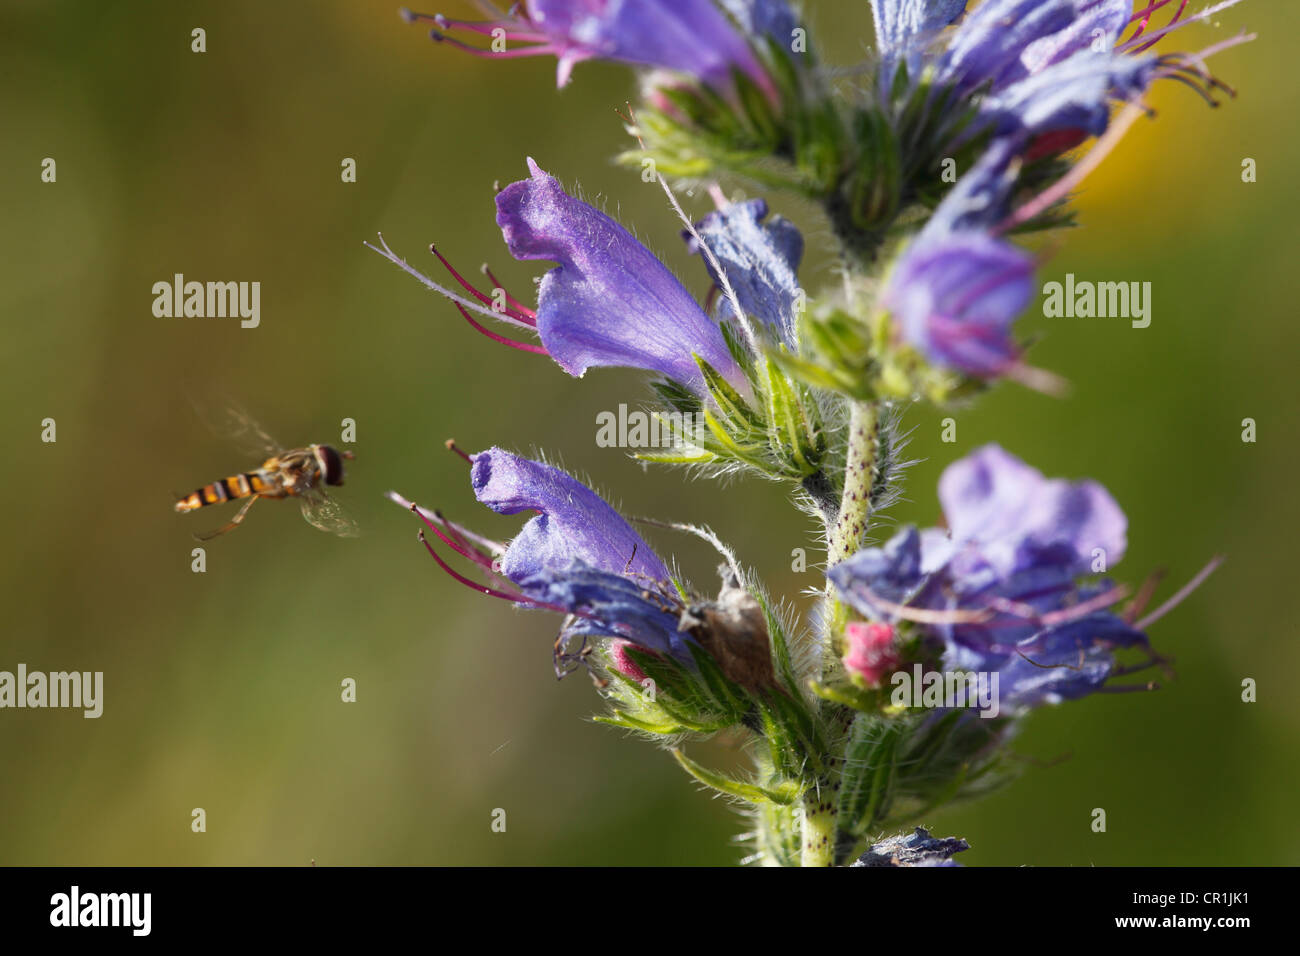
843, 622, 900, 687
610, 639, 650, 683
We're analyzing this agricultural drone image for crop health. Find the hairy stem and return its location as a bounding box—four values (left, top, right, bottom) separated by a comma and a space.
827, 400, 878, 567
800, 788, 836, 867
824, 399, 879, 660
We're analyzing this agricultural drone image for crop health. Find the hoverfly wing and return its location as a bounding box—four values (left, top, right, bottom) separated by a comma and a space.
188, 393, 282, 459
298, 490, 361, 538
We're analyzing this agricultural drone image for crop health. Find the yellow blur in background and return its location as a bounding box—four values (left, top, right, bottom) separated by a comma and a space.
0, 1, 1295, 864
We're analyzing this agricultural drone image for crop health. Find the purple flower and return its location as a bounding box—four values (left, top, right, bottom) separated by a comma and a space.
495, 158, 747, 393
685, 197, 804, 349
403, 0, 781, 91
877, 0, 1250, 151
827, 445, 1149, 712
471, 446, 670, 583
389, 448, 697, 663
884, 229, 1034, 378
937, 0, 1081, 94
869, 0, 968, 78
882, 137, 1039, 379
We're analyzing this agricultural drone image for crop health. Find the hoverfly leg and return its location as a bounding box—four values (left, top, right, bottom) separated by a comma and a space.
193, 495, 260, 541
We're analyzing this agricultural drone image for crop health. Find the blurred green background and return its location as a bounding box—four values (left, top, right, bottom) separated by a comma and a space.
1, 1, 1294, 865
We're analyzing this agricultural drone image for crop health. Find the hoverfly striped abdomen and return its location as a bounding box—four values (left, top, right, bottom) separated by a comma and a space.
174, 471, 271, 513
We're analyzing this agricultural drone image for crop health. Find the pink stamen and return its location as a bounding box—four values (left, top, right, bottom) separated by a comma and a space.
1116, 0, 1242, 56
452, 301, 548, 355
480, 263, 537, 320
430, 30, 557, 59
430, 245, 536, 327
1135, 555, 1225, 630
1123, 0, 1176, 46
1129, 0, 1189, 55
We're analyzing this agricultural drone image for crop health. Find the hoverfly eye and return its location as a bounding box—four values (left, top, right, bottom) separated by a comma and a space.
317, 445, 347, 486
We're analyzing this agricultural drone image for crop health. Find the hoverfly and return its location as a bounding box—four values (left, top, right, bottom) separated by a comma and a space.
174, 404, 359, 540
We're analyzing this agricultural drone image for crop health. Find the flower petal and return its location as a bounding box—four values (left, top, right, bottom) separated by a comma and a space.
471, 446, 671, 584
495, 159, 746, 393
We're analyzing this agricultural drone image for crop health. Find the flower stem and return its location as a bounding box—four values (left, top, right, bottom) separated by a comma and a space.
827, 400, 878, 568
824, 399, 879, 662
801, 789, 836, 867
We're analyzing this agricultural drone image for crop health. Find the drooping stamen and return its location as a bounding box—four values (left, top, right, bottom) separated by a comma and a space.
1135, 555, 1225, 630
480, 263, 537, 321
417, 505, 499, 571
451, 300, 548, 355
406, 505, 597, 618
430, 244, 536, 327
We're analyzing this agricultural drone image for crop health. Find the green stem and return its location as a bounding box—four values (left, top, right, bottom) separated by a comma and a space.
800, 789, 836, 867
825, 399, 879, 657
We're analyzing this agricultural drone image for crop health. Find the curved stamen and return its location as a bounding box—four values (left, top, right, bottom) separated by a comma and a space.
1128, 0, 1189, 55
1135, 555, 1224, 630
365, 232, 527, 327
480, 263, 537, 321
431, 245, 536, 327
1116, 0, 1243, 55
451, 300, 548, 354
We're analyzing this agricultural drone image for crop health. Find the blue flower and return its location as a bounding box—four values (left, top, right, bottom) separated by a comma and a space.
496, 158, 748, 394
389, 448, 697, 663
827, 445, 1148, 712
685, 197, 804, 349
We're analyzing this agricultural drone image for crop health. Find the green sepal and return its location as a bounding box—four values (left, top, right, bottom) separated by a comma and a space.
763, 357, 822, 476
695, 354, 761, 428
834, 713, 907, 842
594, 710, 692, 735
672, 749, 800, 806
